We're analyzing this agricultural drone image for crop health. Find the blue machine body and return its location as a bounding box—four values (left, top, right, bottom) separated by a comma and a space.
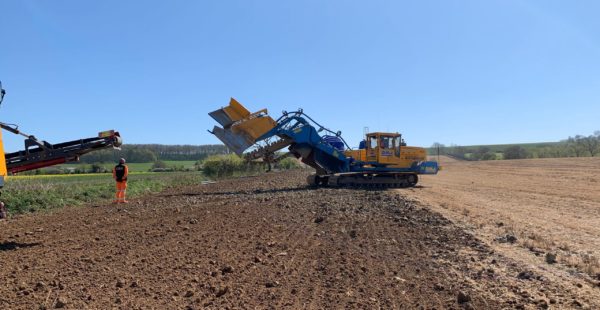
322, 135, 345, 151
255, 112, 439, 176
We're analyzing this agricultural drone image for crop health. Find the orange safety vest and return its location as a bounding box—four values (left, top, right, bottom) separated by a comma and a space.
113, 164, 129, 182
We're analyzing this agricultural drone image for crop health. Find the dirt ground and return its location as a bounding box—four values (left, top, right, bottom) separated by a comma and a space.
404, 156, 600, 304
0, 170, 598, 309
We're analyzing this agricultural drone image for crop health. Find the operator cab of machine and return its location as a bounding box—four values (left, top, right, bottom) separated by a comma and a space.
364, 132, 404, 164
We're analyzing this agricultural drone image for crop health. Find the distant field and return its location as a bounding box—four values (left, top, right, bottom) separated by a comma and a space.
53, 160, 197, 172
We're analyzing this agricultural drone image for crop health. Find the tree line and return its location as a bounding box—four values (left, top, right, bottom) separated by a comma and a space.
430, 130, 600, 160
80, 144, 229, 163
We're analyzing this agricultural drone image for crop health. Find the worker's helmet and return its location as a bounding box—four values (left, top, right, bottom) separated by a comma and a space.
119, 158, 126, 164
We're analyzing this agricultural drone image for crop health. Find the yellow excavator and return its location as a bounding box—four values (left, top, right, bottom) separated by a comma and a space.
0, 81, 122, 218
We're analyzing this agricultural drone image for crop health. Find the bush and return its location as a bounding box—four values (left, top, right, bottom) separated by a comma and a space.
150, 167, 174, 172
469, 146, 497, 161
200, 154, 301, 178
201, 154, 262, 178
152, 160, 168, 169
44, 168, 65, 175
276, 157, 301, 170
91, 163, 106, 173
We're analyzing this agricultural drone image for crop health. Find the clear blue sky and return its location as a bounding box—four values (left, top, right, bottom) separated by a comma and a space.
1, 0, 599, 151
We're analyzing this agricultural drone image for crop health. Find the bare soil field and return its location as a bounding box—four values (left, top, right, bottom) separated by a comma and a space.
405, 156, 600, 304
0, 170, 598, 309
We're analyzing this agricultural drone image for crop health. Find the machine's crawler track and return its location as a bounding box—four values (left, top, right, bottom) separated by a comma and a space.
307, 173, 419, 188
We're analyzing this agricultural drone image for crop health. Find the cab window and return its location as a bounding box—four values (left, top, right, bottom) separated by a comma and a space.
369, 136, 378, 149
380, 136, 393, 149
394, 136, 401, 156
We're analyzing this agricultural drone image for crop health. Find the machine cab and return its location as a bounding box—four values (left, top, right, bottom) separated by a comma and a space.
365, 132, 404, 165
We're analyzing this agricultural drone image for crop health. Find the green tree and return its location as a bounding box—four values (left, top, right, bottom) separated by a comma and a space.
567, 135, 586, 157
126, 149, 157, 163
471, 146, 496, 160
447, 145, 468, 160
504, 146, 528, 160
581, 134, 599, 157
430, 142, 446, 155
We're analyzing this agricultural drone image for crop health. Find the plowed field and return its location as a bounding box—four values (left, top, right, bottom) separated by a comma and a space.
1, 170, 597, 309
405, 156, 600, 307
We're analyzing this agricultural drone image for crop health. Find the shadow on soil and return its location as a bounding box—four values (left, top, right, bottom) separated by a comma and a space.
0, 241, 41, 251
171, 185, 421, 197
168, 187, 311, 197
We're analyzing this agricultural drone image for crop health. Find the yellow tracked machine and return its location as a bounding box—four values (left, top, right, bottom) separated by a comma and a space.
209, 99, 439, 188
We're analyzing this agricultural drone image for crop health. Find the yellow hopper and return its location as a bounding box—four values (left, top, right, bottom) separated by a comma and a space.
209, 98, 276, 155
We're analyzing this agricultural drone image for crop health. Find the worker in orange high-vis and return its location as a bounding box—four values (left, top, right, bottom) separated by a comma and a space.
112, 158, 129, 203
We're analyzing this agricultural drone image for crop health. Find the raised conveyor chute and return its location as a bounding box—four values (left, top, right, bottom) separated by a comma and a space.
208, 98, 276, 155
2, 126, 123, 174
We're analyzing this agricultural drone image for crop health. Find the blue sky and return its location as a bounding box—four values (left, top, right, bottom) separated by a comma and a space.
1, 0, 599, 151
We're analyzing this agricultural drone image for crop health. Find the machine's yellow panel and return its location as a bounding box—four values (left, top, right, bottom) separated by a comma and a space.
209, 98, 277, 155
385, 146, 428, 169
98, 130, 115, 138
345, 149, 366, 162
223, 98, 251, 123
233, 116, 276, 141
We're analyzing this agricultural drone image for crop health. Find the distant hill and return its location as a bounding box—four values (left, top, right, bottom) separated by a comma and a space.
427, 131, 599, 160
427, 141, 570, 160
427, 142, 560, 155
80, 144, 229, 163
